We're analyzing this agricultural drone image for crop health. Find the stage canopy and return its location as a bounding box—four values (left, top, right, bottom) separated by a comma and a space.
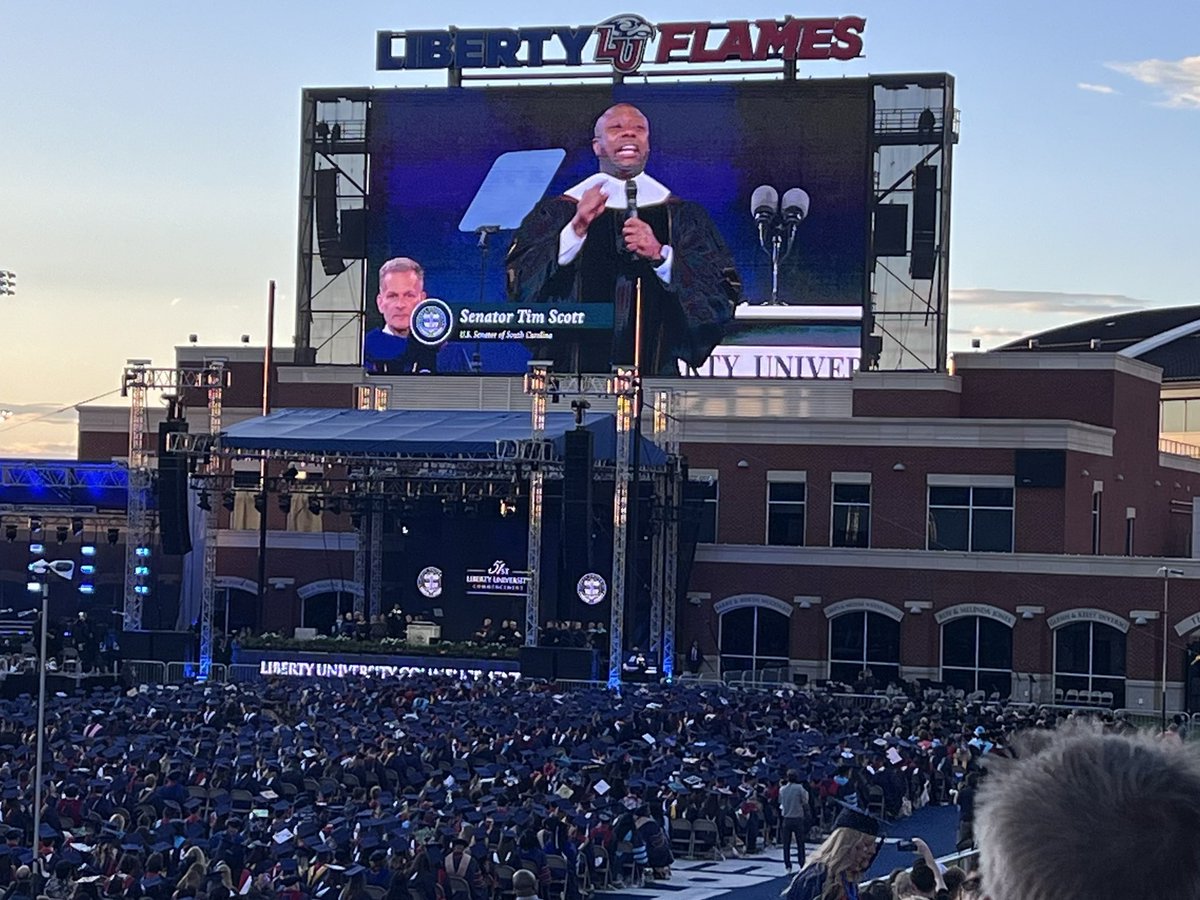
219, 409, 668, 465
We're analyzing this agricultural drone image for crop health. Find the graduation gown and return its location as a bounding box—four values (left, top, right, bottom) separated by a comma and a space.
506, 190, 740, 375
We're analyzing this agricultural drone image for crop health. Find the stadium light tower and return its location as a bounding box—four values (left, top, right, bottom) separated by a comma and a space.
0, 271, 15, 296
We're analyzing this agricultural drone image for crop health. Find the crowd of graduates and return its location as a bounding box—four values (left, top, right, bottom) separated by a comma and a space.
0, 670, 1090, 900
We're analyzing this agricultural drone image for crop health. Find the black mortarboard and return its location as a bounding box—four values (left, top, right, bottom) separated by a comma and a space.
831, 799, 881, 837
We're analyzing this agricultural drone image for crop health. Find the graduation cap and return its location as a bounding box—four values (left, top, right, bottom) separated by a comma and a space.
830, 799, 882, 837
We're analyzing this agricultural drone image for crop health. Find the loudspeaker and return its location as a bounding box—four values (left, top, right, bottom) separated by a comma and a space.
314, 168, 345, 276
562, 429, 594, 575
1014, 449, 1066, 488
339, 207, 366, 259
873, 203, 909, 257
910, 164, 937, 280
119, 630, 194, 663
157, 420, 192, 555
519, 646, 557, 680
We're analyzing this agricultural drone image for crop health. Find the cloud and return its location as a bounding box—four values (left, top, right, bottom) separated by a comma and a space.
1107, 55, 1200, 108
949, 288, 1146, 316
170, 297, 183, 307
0, 439, 78, 458
948, 324, 1026, 339
0, 401, 76, 419
1077, 82, 1117, 95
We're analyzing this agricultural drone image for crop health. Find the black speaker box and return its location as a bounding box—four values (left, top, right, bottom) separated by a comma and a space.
873, 203, 909, 257
910, 164, 937, 280
157, 421, 191, 555
1014, 449, 1066, 488
315, 168, 345, 276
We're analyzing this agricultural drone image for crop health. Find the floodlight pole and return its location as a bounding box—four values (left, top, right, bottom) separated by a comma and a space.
31, 572, 48, 870
1158, 566, 1184, 732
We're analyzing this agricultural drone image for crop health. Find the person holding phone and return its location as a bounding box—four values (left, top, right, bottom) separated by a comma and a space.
783, 806, 880, 900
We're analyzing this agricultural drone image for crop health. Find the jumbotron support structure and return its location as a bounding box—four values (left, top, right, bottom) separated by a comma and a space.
197, 362, 225, 679
523, 363, 550, 647
121, 361, 227, 634
650, 389, 681, 681
607, 366, 637, 688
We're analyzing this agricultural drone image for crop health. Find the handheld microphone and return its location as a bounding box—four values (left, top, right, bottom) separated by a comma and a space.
621, 179, 639, 260
750, 185, 778, 248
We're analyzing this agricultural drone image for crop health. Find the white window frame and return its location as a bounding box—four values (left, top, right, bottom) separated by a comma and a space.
689, 468, 719, 544
766, 470, 807, 546
939, 616, 1013, 695
831, 472, 872, 548
926, 475, 1015, 552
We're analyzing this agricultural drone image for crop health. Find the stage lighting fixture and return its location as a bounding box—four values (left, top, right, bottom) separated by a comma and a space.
135, 546, 151, 558
79, 564, 96, 576
79, 584, 95, 595
197, 491, 212, 512
441, 498, 455, 517
499, 498, 517, 518
222, 491, 236, 512
4, 525, 16, 542
81, 544, 96, 557
328, 497, 343, 516
134, 565, 150, 577
26, 581, 40, 593
253, 493, 266, 513
134, 585, 151, 596
29, 543, 45, 555
277, 493, 292, 514
106, 527, 120, 545
462, 501, 478, 518
56, 526, 69, 544
71, 517, 84, 536
29, 517, 42, 534
307, 496, 323, 516
282, 466, 299, 482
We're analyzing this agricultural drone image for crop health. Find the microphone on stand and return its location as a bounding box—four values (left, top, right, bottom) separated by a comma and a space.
750, 185, 779, 250
780, 187, 811, 253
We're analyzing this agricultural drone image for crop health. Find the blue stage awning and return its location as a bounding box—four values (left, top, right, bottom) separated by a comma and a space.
220, 409, 667, 466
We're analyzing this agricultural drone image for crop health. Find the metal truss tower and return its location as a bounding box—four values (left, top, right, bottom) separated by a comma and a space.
121, 362, 226, 638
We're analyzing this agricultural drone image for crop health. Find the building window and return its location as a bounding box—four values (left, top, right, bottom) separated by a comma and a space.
831, 480, 871, 548
941, 616, 1013, 698
1160, 397, 1200, 432
686, 470, 718, 544
927, 484, 1014, 552
718, 605, 791, 675
1092, 489, 1102, 554
829, 611, 900, 688
767, 472, 806, 546
1125, 510, 1135, 557
1054, 621, 1126, 707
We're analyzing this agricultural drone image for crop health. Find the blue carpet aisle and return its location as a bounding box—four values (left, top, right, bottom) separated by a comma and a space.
598, 806, 962, 900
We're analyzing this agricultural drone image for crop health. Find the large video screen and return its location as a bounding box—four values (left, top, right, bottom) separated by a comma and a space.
365, 79, 869, 377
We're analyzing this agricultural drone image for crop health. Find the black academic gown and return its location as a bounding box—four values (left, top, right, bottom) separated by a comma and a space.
506, 195, 740, 375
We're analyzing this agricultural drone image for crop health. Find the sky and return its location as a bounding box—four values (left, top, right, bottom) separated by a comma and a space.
0, 1, 1197, 458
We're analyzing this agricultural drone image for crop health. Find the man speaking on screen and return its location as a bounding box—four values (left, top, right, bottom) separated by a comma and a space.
506, 103, 741, 375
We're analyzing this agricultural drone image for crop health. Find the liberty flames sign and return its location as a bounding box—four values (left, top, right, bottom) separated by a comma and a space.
377, 15, 866, 75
